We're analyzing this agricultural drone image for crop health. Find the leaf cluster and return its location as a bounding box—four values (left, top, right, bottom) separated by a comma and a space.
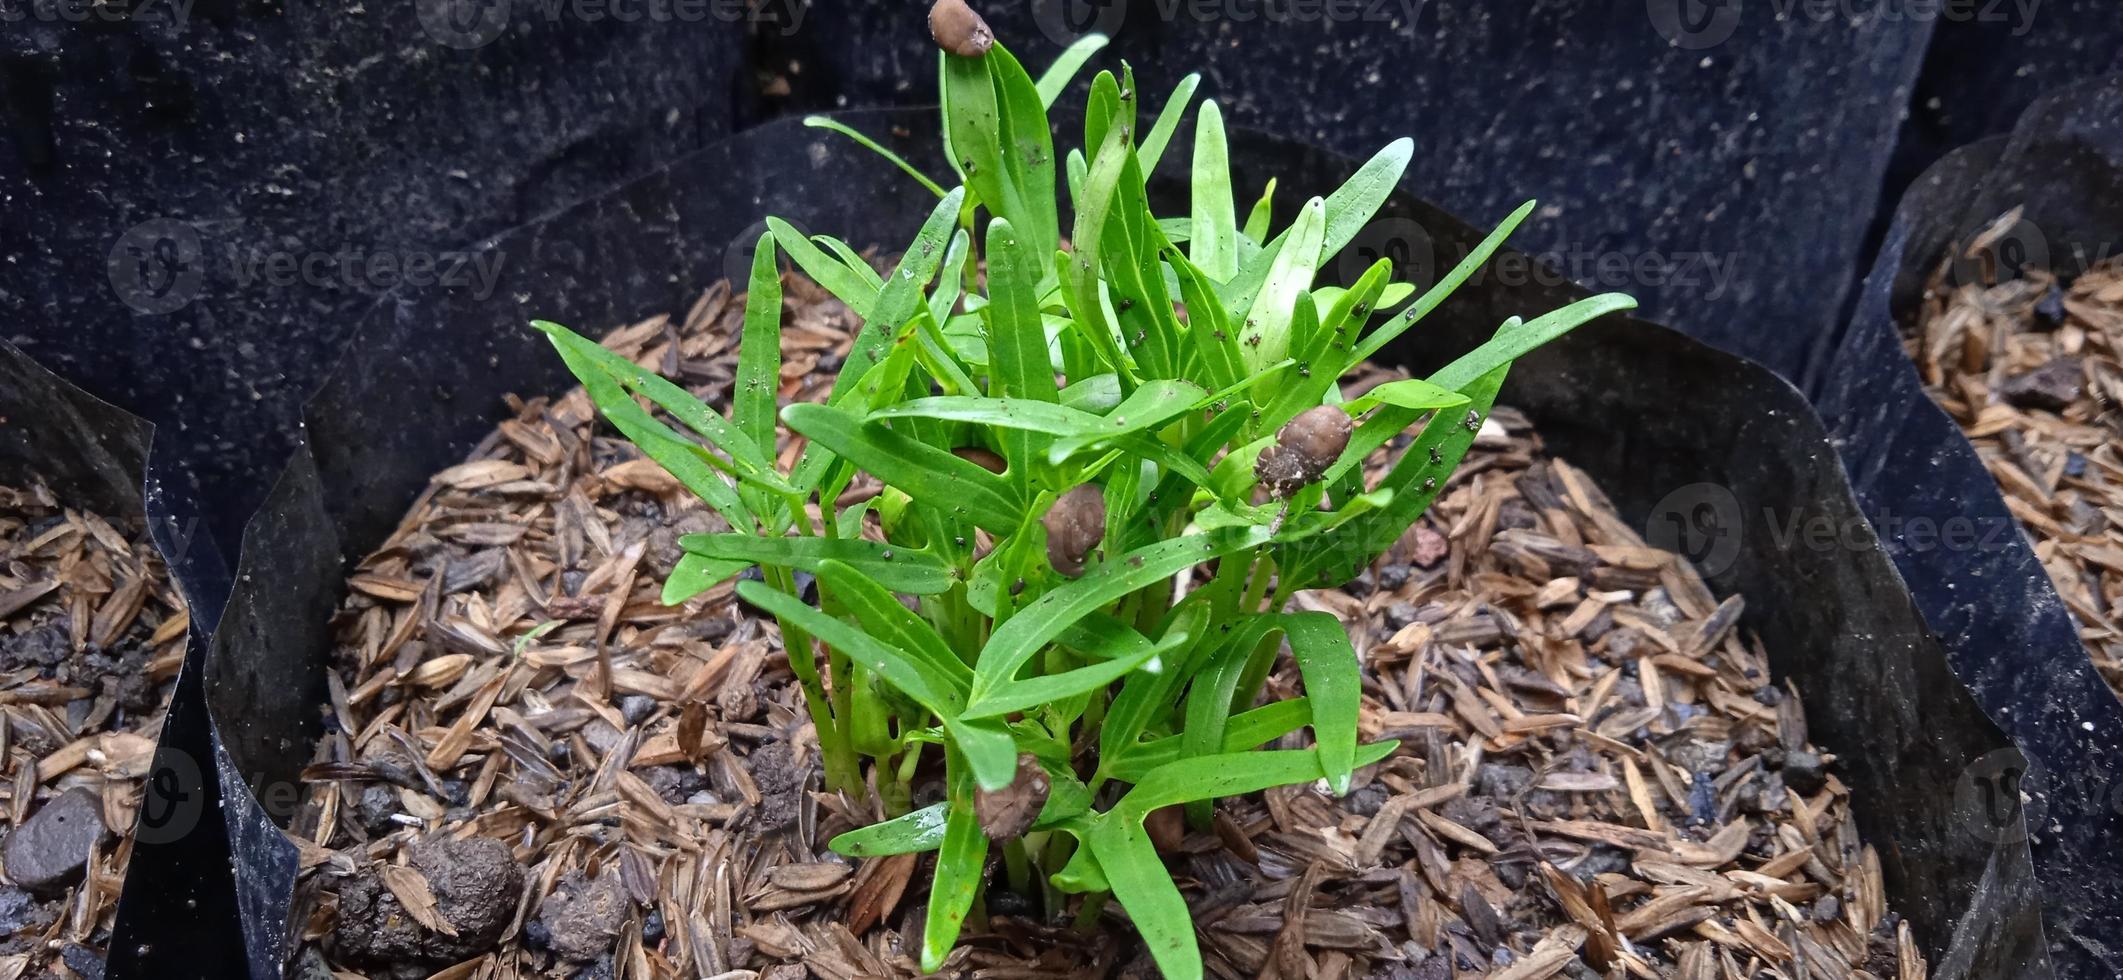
538, 30, 1633, 980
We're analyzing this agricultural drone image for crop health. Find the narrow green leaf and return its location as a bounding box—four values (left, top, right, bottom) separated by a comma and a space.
685, 534, 956, 595
1136, 73, 1199, 176
830, 187, 969, 404
782, 402, 1025, 534
983, 218, 1061, 403
1223, 138, 1412, 319
802, 116, 948, 197
540, 330, 752, 528
943, 714, 1021, 791
1034, 33, 1110, 107
945, 46, 1058, 268
829, 803, 949, 857
1345, 200, 1536, 367
816, 559, 971, 688
1243, 177, 1276, 241
1104, 697, 1315, 782
534, 321, 779, 479
1050, 836, 1109, 894
1166, 242, 1248, 393
1188, 100, 1238, 282
1425, 293, 1637, 392
1176, 617, 1279, 822
660, 554, 746, 605
1046, 379, 1207, 461
922, 769, 989, 972
1345, 377, 1469, 413
1066, 113, 1143, 380
873, 395, 1100, 434
1281, 612, 1359, 795
961, 619, 1181, 720
1239, 196, 1326, 371
734, 229, 783, 452
1088, 815, 1199, 980
813, 234, 888, 291
763, 218, 880, 319
734, 580, 966, 715
972, 526, 1269, 698
1092, 146, 1189, 379
1096, 598, 1212, 768
1118, 743, 1398, 817
1317, 137, 1413, 263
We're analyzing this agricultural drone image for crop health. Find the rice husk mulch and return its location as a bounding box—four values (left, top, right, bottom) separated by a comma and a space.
0, 484, 187, 979
293, 269, 1930, 980
1904, 208, 2123, 699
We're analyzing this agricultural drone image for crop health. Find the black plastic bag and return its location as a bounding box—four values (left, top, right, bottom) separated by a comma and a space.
0, 340, 249, 976
1808, 73, 2123, 978
184, 108, 2045, 978
1, 10, 747, 557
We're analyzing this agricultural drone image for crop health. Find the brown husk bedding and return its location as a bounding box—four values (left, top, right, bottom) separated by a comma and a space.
0, 484, 187, 979
293, 270, 1930, 980
1903, 210, 2123, 699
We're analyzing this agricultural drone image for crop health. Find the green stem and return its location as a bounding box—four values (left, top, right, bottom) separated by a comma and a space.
1072, 892, 1109, 931
1003, 839, 1032, 896
767, 565, 862, 795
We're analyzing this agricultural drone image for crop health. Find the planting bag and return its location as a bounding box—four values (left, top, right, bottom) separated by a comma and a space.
170, 109, 2045, 978
766, 0, 1933, 378
1, 10, 746, 558
1806, 74, 2123, 977
0, 341, 247, 976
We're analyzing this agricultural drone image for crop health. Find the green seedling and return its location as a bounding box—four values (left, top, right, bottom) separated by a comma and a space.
537, 7, 1634, 976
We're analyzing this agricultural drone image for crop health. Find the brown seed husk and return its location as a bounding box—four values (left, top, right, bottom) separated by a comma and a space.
928, 0, 993, 58
973, 754, 1050, 840
1042, 484, 1107, 577
1280, 405, 1353, 468
1256, 405, 1353, 498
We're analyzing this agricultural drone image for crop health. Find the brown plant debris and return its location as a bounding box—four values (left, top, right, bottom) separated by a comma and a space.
1905, 209, 2123, 698
296, 266, 1928, 979
0, 483, 186, 978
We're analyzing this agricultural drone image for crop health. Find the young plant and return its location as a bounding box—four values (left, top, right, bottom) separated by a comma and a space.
536, 9, 1634, 978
